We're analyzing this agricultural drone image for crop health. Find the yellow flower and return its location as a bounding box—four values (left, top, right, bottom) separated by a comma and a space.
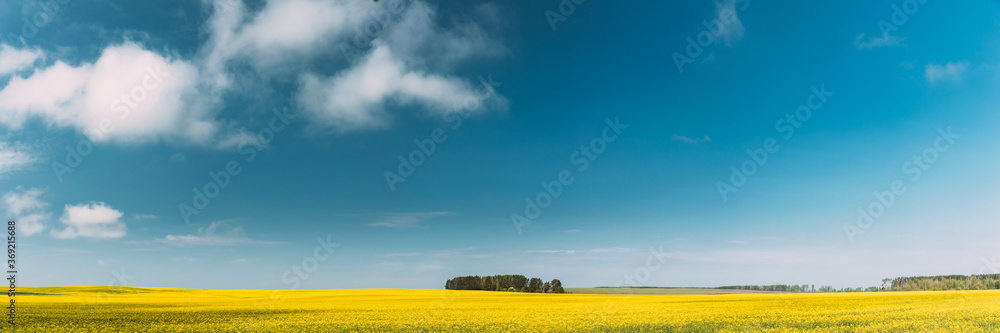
14, 287, 1000, 332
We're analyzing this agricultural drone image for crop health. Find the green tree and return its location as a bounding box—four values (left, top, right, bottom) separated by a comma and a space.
550, 279, 564, 293
528, 278, 543, 292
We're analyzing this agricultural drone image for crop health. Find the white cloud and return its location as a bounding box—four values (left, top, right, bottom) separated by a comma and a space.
2, 187, 48, 236
2, 187, 45, 215
229, 258, 252, 264
201, 0, 373, 84
0, 45, 43, 77
51, 202, 126, 240
202, 0, 503, 74
0, 142, 36, 175
713, 0, 745, 45
560, 229, 582, 233
298, 46, 487, 132
0, 43, 238, 146
366, 211, 453, 229
18, 212, 49, 236
210, 0, 508, 133
381, 2, 507, 67
925, 61, 970, 83
854, 33, 904, 50
0, 0, 507, 145
154, 220, 280, 246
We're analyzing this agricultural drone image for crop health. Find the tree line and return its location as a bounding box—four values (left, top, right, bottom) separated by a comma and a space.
717, 274, 1000, 293
885, 274, 1000, 291
445, 275, 565, 293
716, 284, 881, 293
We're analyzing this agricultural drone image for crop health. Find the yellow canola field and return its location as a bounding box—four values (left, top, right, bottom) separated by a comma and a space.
13, 287, 1000, 332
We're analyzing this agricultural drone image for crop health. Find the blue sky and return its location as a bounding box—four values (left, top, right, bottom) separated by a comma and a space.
1, 0, 998, 289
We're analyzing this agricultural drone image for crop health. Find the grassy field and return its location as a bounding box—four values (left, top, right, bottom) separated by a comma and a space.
12, 287, 1000, 332
566, 287, 786, 295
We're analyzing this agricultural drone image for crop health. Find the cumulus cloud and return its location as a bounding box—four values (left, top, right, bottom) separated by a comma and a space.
0, 45, 44, 77
51, 202, 126, 239
298, 46, 487, 132
201, 0, 373, 82
0, 43, 239, 146
204, 0, 506, 133
2, 187, 48, 236
0, 0, 507, 145
925, 61, 969, 83
154, 220, 280, 246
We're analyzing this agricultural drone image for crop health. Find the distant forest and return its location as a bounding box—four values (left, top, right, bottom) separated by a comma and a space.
598, 274, 1000, 293
716, 284, 878, 292
887, 274, 1000, 291
445, 275, 565, 293
720, 274, 1000, 292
